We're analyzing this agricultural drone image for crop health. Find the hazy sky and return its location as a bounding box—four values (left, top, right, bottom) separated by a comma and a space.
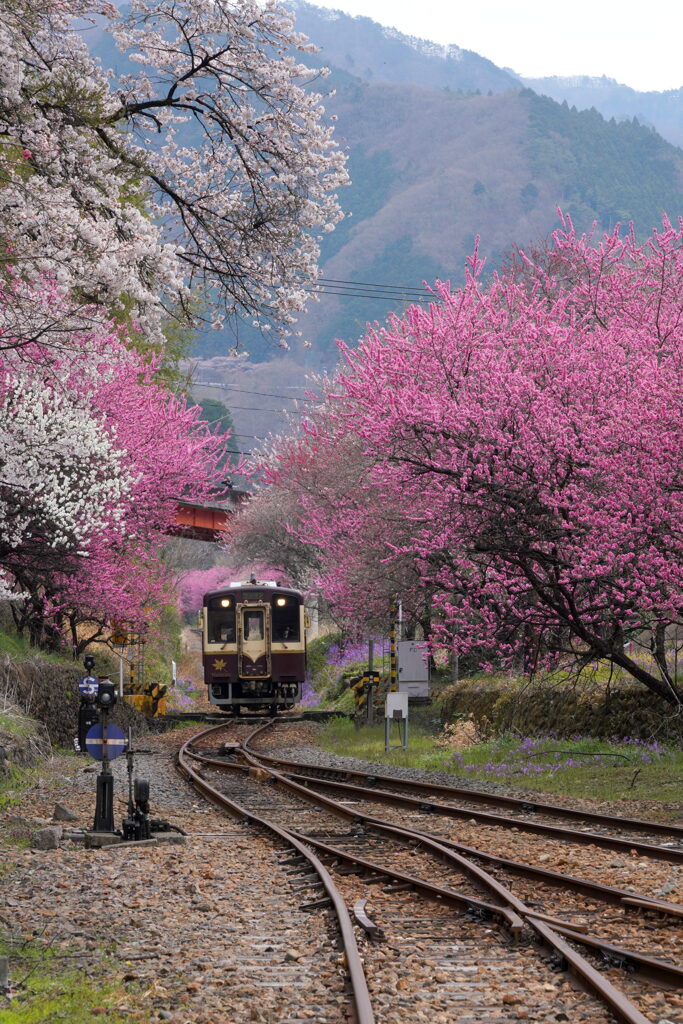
303, 0, 683, 93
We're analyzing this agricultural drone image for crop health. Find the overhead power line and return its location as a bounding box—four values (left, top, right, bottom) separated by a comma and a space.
201, 416, 266, 440
213, 402, 290, 413
319, 276, 434, 297
193, 381, 312, 402
307, 276, 436, 305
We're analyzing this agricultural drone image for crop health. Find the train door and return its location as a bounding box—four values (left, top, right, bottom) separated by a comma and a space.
237, 602, 271, 678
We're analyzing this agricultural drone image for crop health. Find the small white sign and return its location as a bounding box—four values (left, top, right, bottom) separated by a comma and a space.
385, 692, 409, 719
171, 660, 177, 685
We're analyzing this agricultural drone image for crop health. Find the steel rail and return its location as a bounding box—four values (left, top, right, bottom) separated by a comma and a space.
280, 770, 683, 863
419, 834, 683, 920
191, 745, 683, 922
176, 726, 375, 1024
243, 734, 683, 840
193, 722, 683, 915
188, 725, 664, 1024
282, 828, 683, 992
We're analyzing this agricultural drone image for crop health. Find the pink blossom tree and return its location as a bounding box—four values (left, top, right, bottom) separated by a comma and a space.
177, 562, 297, 627
1, 277, 224, 649
177, 567, 235, 622
261, 218, 683, 707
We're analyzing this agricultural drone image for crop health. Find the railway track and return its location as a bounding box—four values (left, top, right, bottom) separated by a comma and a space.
244, 730, 683, 860
179, 719, 683, 1024
177, 720, 375, 1024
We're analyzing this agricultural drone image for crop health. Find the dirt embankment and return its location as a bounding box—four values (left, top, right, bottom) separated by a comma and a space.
0, 653, 149, 771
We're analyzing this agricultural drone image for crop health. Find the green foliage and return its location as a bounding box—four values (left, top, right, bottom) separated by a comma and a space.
196, 397, 234, 435
525, 90, 683, 232
0, 711, 37, 739
306, 633, 343, 679
194, 396, 237, 468
0, 764, 29, 812
0, 940, 144, 1024
0, 630, 74, 667
437, 673, 683, 744
142, 604, 183, 685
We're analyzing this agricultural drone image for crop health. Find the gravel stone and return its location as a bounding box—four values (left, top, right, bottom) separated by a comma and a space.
52, 802, 78, 822
31, 825, 62, 849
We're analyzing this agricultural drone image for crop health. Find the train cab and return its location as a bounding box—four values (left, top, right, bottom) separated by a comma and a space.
201, 580, 306, 713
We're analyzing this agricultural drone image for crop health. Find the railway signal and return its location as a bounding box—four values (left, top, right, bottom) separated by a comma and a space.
89, 669, 122, 834
76, 654, 100, 753
85, 722, 127, 761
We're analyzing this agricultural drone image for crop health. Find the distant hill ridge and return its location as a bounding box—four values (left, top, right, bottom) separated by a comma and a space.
87, 3, 683, 365
287, 1, 519, 93
521, 75, 683, 148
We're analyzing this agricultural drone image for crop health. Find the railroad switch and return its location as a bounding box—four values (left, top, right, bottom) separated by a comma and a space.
601, 951, 636, 973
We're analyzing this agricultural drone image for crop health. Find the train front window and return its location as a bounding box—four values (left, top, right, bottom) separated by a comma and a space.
207, 597, 236, 644
243, 610, 264, 641
272, 596, 300, 642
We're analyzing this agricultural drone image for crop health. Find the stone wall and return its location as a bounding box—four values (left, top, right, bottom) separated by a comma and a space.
438, 676, 683, 744
0, 653, 149, 751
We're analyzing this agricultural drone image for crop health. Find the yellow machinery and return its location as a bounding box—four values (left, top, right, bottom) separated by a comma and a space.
123, 682, 167, 717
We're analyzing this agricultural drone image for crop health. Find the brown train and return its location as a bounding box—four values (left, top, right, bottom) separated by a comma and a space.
200, 578, 306, 714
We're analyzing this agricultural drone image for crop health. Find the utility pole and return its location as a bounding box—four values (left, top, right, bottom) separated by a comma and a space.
367, 638, 374, 725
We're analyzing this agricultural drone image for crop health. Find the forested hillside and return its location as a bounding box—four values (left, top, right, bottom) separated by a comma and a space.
522, 75, 683, 149
290, 75, 683, 366
194, 6, 683, 365
140, 3, 683, 366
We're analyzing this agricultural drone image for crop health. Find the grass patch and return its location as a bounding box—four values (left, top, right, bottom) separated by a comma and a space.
0, 941, 146, 1023
0, 710, 40, 739
318, 719, 683, 803
0, 765, 30, 813
0, 630, 75, 667
319, 717, 450, 771
445, 733, 683, 802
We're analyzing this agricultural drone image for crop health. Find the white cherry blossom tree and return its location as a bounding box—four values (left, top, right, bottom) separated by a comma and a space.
0, 0, 347, 345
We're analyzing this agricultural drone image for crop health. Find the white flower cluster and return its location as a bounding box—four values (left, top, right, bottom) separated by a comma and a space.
0, 0, 348, 341
0, 373, 130, 554
0, 277, 136, 599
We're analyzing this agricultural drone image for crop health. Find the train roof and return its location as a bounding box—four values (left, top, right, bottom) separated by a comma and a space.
203, 580, 303, 600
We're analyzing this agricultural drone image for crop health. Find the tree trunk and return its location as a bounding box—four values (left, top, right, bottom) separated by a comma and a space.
609, 647, 683, 707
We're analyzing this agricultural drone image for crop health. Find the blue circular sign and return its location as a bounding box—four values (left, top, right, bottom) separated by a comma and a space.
85, 723, 127, 761
79, 675, 99, 698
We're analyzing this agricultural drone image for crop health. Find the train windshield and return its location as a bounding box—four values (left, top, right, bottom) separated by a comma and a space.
207, 596, 236, 644
272, 595, 300, 642
243, 610, 264, 641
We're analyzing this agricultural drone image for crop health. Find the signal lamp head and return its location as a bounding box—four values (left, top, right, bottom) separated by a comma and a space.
84, 654, 95, 672
96, 679, 117, 710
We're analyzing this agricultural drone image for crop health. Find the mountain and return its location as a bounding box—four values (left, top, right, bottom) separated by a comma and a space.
226, 7, 683, 365
288, 1, 519, 94
85, 5, 683, 368
288, 77, 683, 365
521, 76, 683, 149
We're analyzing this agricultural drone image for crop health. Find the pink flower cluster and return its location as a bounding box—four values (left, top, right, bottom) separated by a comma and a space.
259, 216, 683, 705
